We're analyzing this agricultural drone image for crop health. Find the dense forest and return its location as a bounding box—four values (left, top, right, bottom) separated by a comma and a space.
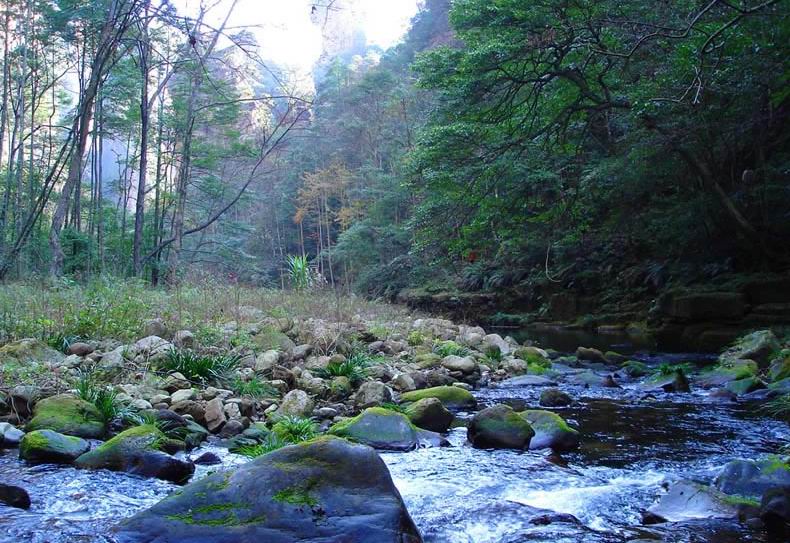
0, 0, 788, 322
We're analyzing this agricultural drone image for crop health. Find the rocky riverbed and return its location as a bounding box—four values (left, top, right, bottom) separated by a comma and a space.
1, 314, 789, 542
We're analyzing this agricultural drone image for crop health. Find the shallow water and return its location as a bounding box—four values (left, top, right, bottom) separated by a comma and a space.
1, 367, 789, 542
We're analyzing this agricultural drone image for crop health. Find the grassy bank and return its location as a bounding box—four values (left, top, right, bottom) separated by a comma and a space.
0, 277, 413, 348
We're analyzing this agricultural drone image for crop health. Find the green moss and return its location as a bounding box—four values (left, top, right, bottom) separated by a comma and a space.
762, 455, 790, 475
400, 386, 476, 409
273, 484, 318, 507
165, 501, 264, 526
26, 394, 105, 439
721, 494, 760, 507
520, 410, 576, 434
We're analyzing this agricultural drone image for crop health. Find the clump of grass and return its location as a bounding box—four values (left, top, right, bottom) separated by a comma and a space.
75, 371, 133, 424
524, 352, 552, 374
161, 349, 240, 383
380, 402, 407, 414
314, 352, 380, 385
432, 340, 469, 357
271, 416, 319, 443
657, 362, 692, 376
231, 376, 278, 399
125, 410, 188, 440
407, 330, 426, 346
236, 434, 288, 458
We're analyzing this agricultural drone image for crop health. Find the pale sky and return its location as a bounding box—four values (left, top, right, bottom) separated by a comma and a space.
172, 0, 419, 71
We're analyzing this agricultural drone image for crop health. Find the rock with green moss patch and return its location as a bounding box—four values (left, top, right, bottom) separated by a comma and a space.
715, 458, 790, 498
519, 410, 580, 451
113, 436, 422, 543
414, 353, 442, 369
328, 407, 419, 451
720, 330, 781, 367
405, 398, 453, 433
697, 360, 758, 388
539, 388, 572, 407
75, 424, 194, 483
621, 360, 648, 378
769, 354, 790, 382
252, 327, 296, 353
400, 386, 476, 410
19, 429, 89, 464
467, 404, 534, 450
725, 376, 765, 396
0, 338, 64, 367
26, 394, 105, 439
647, 480, 739, 523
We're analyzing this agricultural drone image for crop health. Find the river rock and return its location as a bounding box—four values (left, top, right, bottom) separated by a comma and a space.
725, 376, 765, 396
329, 407, 419, 451
9, 385, 41, 418
647, 480, 738, 523
278, 389, 314, 418
720, 330, 781, 367
75, 425, 194, 484
391, 373, 416, 392
67, 342, 94, 356
520, 410, 580, 451
405, 398, 453, 433
26, 394, 105, 439
354, 381, 393, 409
482, 334, 511, 355
715, 458, 790, 497
769, 355, 790, 382
576, 347, 606, 363
539, 388, 572, 407
499, 375, 558, 387
441, 355, 476, 374
760, 487, 790, 534
0, 422, 24, 447
467, 404, 535, 450
204, 398, 227, 433
0, 483, 30, 509
173, 330, 195, 349
132, 336, 173, 361
113, 436, 422, 543
19, 429, 89, 464
400, 386, 476, 410
170, 388, 195, 404
0, 338, 64, 366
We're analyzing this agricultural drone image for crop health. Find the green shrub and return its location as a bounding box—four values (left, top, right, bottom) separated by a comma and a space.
75, 371, 133, 424
407, 330, 426, 346
432, 340, 469, 357
287, 255, 311, 291
160, 349, 240, 383
314, 352, 379, 385
231, 376, 278, 399
271, 416, 319, 443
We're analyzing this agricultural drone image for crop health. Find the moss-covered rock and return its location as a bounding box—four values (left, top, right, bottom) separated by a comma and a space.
19, 429, 89, 464
75, 425, 194, 483
715, 458, 790, 498
467, 404, 534, 450
405, 398, 453, 433
519, 410, 580, 451
400, 386, 476, 410
414, 353, 442, 369
328, 407, 419, 451
26, 394, 105, 439
720, 330, 781, 367
252, 327, 295, 353
769, 353, 790, 382
621, 360, 648, 378
0, 338, 64, 366
114, 436, 423, 543
725, 376, 765, 396
697, 360, 758, 388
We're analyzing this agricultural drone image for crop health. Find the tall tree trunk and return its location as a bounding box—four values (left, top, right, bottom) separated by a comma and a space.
132, 1, 150, 276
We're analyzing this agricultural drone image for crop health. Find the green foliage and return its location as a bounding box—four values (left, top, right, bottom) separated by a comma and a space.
407, 330, 427, 346
271, 416, 319, 444
287, 255, 311, 292
765, 394, 790, 419
75, 371, 132, 424
235, 434, 288, 458
380, 402, 407, 414
657, 363, 693, 376
313, 353, 377, 385
432, 340, 470, 357
231, 376, 278, 399
161, 349, 240, 384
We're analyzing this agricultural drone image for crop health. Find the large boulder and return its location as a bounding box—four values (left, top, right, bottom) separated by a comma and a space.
329, 407, 419, 451
441, 355, 476, 374
646, 480, 738, 523
720, 330, 781, 367
113, 436, 422, 543
19, 429, 89, 464
715, 458, 790, 498
499, 375, 558, 387
26, 394, 105, 439
354, 381, 393, 409
0, 338, 64, 367
467, 404, 534, 450
400, 386, 476, 410
405, 398, 454, 433
539, 388, 572, 407
278, 390, 315, 418
519, 410, 580, 452
575, 347, 606, 363
75, 425, 194, 484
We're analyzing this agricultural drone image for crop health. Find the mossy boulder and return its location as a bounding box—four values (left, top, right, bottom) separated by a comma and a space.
725, 376, 765, 396
0, 338, 64, 366
26, 394, 105, 439
114, 436, 423, 543
405, 398, 453, 433
414, 353, 442, 369
75, 424, 195, 483
519, 410, 580, 452
697, 360, 757, 388
329, 407, 419, 451
720, 330, 781, 367
467, 404, 534, 450
400, 386, 476, 410
252, 327, 296, 353
19, 429, 89, 464
769, 354, 790, 382
715, 458, 790, 498
621, 360, 649, 378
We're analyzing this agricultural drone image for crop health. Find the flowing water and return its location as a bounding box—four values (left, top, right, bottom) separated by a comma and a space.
1, 354, 788, 542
